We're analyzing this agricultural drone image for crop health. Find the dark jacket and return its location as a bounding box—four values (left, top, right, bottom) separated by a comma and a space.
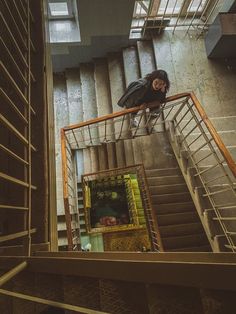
117, 78, 166, 109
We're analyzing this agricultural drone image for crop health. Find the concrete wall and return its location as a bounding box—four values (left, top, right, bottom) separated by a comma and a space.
52, 0, 136, 71
153, 31, 236, 121
49, 19, 81, 43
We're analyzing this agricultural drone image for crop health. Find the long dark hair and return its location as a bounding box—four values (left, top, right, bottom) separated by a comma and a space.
145, 70, 170, 91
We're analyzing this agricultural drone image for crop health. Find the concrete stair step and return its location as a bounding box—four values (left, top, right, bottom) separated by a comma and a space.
98, 144, 108, 171
122, 46, 140, 86
157, 211, 199, 226
210, 116, 236, 132
162, 233, 209, 250
137, 40, 156, 77
58, 236, 68, 247
159, 222, 205, 238
169, 244, 212, 252
65, 68, 83, 125
107, 52, 125, 113
181, 147, 236, 168
80, 63, 99, 146
188, 165, 235, 188
153, 201, 195, 215
147, 175, 185, 186
124, 139, 135, 166
132, 137, 146, 165
152, 192, 192, 204
149, 183, 188, 195
106, 142, 117, 169
57, 222, 67, 232
132, 133, 177, 170
80, 63, 98, 121
122, 45, 148, 137
152, 36, 179, 96
115, 141, 126, 167
90, 146, 99, 172
83, 148, 92, 173
145, 167, 181, 177
107, 52, 130, 141
94, 58, 114, 143
186, 130, 236, 148
137, 40, 163, 133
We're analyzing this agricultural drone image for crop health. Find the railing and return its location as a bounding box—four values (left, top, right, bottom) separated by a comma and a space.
166, 93, 236, 251
0, 0, 37, 256
131, 0, 223, 38
61, 130, 81, 251
61, 92, 236, 252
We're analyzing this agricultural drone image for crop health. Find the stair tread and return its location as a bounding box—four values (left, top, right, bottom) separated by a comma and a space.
147, 175, 185, 186
162, 233, 209, 250
145, 167, 181, 177
152, 191, 192, 205
153, 201, 195, 215
157, 211, 199, 226
159, 222, 204, 237
168, 245, 212, 252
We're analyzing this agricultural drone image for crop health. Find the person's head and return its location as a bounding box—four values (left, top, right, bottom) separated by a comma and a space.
145, 70, 170, 92
100, 216, 117, 226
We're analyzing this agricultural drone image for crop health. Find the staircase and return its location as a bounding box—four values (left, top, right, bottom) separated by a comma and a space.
54, 37, 236, 252
146, 167, 211, 252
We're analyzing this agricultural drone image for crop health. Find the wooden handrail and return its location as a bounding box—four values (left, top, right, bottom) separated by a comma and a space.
63, 92, 190, 131
62, 91, 236, 178
61, 129, 73, 251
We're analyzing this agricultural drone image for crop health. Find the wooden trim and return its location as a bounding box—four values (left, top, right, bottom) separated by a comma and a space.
0, 262, 27, 287
0, 243, 50, 256
34, 251, 236, 263
61, 129, 73, 250
190, 92, 236, 178
0, 289, 108, 314
0, 229, 36, 243
1, 254, 236, 291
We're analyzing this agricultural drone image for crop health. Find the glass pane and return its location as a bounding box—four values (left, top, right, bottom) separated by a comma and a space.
49, 2, 69, 16
187, 0, 207, 12
159, 0, 182, 14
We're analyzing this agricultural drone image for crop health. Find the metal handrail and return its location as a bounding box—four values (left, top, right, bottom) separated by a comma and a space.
169, 94, 236, 251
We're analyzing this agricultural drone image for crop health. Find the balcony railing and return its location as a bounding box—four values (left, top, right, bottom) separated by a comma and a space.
131, 0, 224, 38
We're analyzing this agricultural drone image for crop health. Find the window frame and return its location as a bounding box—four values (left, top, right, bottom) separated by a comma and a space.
48, 0, 74, 20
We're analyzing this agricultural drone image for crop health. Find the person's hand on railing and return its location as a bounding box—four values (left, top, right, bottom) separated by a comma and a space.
139, 103, 148, 110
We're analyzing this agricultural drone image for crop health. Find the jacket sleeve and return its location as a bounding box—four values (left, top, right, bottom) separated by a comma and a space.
157, 90, 167, 104
117, 79, 149, 108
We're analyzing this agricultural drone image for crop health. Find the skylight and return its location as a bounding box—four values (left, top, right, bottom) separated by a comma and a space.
49, 2, 69, 17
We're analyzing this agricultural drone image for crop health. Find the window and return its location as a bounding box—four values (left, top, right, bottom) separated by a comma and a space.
48, 0, 73, 19
187, 0, 208, 12
159, 0, 182, 14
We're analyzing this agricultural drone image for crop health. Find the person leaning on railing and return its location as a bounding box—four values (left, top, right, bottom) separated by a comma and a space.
117, 69, 170, 127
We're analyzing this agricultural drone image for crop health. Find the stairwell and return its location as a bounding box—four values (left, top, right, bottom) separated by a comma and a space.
54, 34, 236, 252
